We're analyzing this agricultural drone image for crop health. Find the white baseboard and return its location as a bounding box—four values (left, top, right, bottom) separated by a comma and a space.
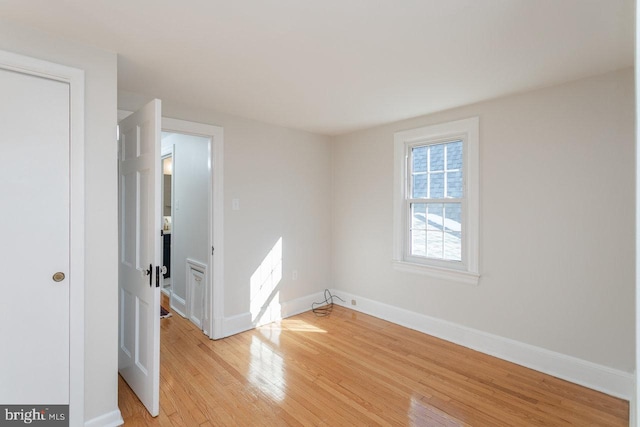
85, 409, 124, 427
170, 293, 187, 318
281, 291, 325, 318
220, 291, 325, 338
211, 316, 224, 339
222, 311, 252, 337
330, 289, 634, 401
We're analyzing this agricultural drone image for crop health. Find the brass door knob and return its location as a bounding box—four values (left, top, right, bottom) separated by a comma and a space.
52, 272, 65, 282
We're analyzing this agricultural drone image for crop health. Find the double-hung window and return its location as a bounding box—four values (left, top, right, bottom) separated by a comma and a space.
393, 117, 479, 285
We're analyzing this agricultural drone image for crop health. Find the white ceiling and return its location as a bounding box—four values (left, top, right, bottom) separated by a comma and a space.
0, 0, 634, 135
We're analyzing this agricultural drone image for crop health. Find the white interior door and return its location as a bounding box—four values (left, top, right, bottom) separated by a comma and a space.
118, 99, 162, 416
0, 67, 70, 403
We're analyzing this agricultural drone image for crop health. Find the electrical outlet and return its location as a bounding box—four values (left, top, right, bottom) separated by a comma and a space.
351, 299, 356, 306
292, 270, 298, 280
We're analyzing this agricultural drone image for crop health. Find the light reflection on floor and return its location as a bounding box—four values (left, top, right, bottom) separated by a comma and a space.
246, 316, 329, 402
248, 333, 286, 402
261, 319, 327, 334
410, 393, 463, 426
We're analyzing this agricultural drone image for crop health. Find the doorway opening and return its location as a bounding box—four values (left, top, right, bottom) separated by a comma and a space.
118, 108, 224, 417
161, 117, 225, 340
160, 131, 209, 330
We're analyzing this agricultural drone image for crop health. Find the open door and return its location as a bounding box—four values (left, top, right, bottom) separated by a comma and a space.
118, 99, 162, 416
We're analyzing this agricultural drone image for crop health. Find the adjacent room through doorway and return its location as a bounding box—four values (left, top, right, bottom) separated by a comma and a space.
161, 131, 211, 331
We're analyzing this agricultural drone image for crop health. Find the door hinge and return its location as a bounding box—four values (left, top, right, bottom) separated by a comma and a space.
160, 229, 164, 236
212, 246, 215, 255
155, 265, 160, 288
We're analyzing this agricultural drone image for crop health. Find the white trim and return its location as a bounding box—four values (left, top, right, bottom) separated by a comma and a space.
393, 117, 479, 284
331, 289, 633, 400
161, 117, 224, 340
219, 291, 327, 338
0, 49, 85, 426
186, 258, 207, 330
170, 293, 187, 318
222, 312, 253, 337
392, 260, 479, 285
280, 291, 327, 318
84, 409, 124, 427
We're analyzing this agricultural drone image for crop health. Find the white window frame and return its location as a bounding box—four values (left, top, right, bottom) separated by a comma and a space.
393, 117, 480, 285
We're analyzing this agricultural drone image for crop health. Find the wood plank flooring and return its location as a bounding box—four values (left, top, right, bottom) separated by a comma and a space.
119, 301, 628, 426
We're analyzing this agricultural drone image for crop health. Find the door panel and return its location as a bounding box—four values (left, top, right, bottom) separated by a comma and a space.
0, 68, 70, 403
118, 100, 161, 416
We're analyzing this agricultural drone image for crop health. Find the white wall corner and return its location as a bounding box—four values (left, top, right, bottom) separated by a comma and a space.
84, 409, 124, 427
280, 291, 327, 319
222, 312, 253, 337
330, 289, 634, 401
211, 316, 225, 339
220, 291, 328, 338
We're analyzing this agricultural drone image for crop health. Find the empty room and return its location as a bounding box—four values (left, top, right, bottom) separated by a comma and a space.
0, 1, 637, 426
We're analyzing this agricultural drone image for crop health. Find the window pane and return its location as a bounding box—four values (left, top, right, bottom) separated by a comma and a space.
443, 203, 461, 261
411, 203, 427, 229
446, 140, 463, 170
446, 171, 462, 198
396, 117, 477, 271
443, 203, 461, 232
429, 172, 444, 198
426, 231, 443, 258
411, 230, 426, 257
429, 144, 444, 171
444, 230, 462, 261
412, 173, 426, 198
412, 146, 427, 173
426, 203, 443, 231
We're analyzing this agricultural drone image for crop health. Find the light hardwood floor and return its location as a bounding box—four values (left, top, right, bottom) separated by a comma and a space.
119, 299, 628, 426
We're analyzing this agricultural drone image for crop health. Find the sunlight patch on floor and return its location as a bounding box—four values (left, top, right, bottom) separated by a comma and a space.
261, 319, 327, 334
248, 335, 286, 402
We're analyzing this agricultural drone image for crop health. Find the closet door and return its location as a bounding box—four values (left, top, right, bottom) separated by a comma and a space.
0, 66, 70, 404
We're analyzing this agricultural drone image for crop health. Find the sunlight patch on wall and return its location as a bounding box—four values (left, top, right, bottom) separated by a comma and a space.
250, 237, 283, 326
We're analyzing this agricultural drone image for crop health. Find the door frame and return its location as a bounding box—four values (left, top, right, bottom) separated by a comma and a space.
161, 118, 224, 339
0, 50, 85, 424
118, 112, 224, 339
160, 151, 173, 298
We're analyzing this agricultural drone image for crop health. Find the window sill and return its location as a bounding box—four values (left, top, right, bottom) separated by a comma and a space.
392, 260, 480, 286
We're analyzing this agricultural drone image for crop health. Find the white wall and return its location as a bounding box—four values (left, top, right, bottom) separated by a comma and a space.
634, 1, 639, 422
165, 133, 210, 314
0, 20, 120, 425
332, 68, 635, 374
119, 91, 333, 328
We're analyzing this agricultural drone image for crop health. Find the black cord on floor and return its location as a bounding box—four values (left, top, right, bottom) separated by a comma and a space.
312, 289, 345, 316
